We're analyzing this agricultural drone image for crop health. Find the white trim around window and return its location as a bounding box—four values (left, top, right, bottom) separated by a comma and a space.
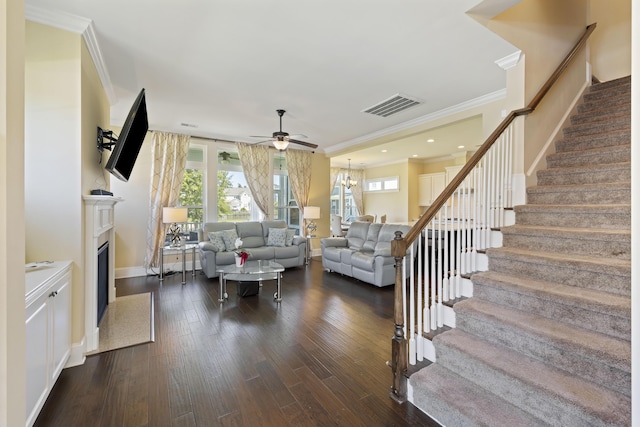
364, 176, 399, 193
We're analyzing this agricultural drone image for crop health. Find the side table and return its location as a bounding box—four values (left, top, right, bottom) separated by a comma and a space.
159, 243, 197, 285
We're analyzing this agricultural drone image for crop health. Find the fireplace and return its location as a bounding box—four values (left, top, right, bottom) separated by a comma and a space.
97, 241, 109, 324
83, 195, 121, 353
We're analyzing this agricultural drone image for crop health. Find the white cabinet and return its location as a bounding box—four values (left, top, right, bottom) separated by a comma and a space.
418, 172, 445, 206
25, 261, 72, 427
445, 165, 463, 185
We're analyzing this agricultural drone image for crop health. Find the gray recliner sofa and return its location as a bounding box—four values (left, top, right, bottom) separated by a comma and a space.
321, 221, 413, 287
198, 220, 306, 279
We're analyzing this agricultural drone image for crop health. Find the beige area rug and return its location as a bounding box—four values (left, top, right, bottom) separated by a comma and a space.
87, 292, 154, 355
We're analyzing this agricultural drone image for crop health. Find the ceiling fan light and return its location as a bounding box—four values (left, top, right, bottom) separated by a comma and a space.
273, 138, 289, 150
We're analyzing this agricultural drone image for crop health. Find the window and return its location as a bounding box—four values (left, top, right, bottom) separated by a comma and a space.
364, 176, 399, 192
217, 149, 254, 222
331, 173, 359, 221
178, 146, 206, 239
273, 153, 300, 233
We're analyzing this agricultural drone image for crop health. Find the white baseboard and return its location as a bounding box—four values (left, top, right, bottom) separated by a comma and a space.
116, 261, 202, 279
66, 338, 86, 368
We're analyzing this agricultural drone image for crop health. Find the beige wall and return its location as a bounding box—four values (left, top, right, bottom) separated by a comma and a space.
364, 162, 409, 223
1, 0, 27, 424
589, 0, 631, 81
25, 21, 110, 348
307, 154, 331, 253
489, 0, 590, 186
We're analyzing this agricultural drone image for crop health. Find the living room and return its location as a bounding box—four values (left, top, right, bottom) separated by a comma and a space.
3, 0, 636, 425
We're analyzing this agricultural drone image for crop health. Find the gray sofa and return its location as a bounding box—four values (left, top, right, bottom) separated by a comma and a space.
198, 220, 306, 279
321, 221, 412, 287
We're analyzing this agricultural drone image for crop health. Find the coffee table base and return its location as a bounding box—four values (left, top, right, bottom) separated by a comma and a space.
218, 271, 282, 303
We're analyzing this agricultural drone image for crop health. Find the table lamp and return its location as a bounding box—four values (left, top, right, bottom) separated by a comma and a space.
163, 207, 188, 247
304, 206, 320, 237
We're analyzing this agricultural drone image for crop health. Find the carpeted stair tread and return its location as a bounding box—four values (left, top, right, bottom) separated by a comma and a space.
562, 116, 629, 138
546, 143, 630, 167
587, 75, 630, 92
433, 330, 631, 426
526, 181, 630, 205
555, 128, 630, 152
410, 364, 551, 427
454, 298, 630, 372
571, 103, 630, 125
536, 161, 630, 186
513, 203, 630, 228
487, 247, 630, 296
471, 272, 630, 342
471, 270, 630, 320
500, 224, 630, 259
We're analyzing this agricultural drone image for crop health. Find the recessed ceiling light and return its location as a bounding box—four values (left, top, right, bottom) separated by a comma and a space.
381, 149, 388, 153
457, 145, 465, 149
427, 138, 435, 143
412, 154, 418, 157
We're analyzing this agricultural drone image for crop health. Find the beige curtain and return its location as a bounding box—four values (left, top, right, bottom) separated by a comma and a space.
330, 167, 341, 192
237, 142, 272, 219
346, 167, 365, 215
144, 131, 190, 269
286, 149, 313, 230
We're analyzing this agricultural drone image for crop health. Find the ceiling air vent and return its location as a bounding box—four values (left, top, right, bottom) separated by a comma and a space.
362, 93, 423, 117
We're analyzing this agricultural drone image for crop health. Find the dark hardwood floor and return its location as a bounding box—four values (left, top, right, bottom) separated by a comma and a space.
34, 258, 439, 426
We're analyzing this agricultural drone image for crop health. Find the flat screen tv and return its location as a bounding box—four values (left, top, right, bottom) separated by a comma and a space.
105, 88, 148, 182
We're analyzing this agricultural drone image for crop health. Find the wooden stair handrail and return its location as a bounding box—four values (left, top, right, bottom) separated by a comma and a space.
394, 23, 597, 252
389, 23, 597, 403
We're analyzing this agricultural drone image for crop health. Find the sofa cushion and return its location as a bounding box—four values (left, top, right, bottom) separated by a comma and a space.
374, 224, 412, 256
261, 220, 287, 238
236, 222, 265, 248
285, 229, 296, 246
273, 245, 299, 259
362, 223, 383, 252
267, 228, 287, 247
207, 231, 227, 252
345, 221, 370, 250
221, 229, 239, 251
351, 251, 375, 271
323, 246, 344, 263
246, 246, 274, 260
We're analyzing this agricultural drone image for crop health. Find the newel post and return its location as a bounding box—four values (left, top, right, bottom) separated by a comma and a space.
389, 230, 407, 402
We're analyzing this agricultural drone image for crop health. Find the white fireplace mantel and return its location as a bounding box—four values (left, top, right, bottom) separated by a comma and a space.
83, 195, 123, 353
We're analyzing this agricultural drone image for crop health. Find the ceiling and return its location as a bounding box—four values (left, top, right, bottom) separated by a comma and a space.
25, 0, 519, 166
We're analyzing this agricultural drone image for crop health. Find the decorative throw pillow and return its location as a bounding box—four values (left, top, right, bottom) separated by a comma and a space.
207, 231, 226, 252
267, 228, 286, 247
221, 229, 239, 251
285, 229, 296, 246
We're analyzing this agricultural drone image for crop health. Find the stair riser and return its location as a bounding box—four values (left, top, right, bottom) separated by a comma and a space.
537, 167, 630, 186
571, 105, 630, 126
455, 308, 630, 397
526, 187, 630, 205
556, 131, 630, 153
472, 282, 630, 340
514, 210, 631, 229
547, 147, 630, 168
501, 233, 630, 260
487, 255, 630, 296
563, 119, 629, 139
434, 341, 613, 427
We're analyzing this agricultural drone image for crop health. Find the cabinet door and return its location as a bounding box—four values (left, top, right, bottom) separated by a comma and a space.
26, 297, 49, 426
50, 272, 71, 384
431, 173, 446, 202
418, 175, 431, 206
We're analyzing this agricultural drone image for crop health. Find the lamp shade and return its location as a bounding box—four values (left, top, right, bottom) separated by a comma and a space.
163, 207, 188, 224
304, 206, 320, 220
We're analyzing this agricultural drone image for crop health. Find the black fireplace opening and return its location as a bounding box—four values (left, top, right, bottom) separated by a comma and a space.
97, 241, 109, 325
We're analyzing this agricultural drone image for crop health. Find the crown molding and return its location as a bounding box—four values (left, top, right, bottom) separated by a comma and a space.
325, 88, 506, 155
494, 50, 522, 70
25, 5, 117, 105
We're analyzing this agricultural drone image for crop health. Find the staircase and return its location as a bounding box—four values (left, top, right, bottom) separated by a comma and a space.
409, 76, 631, 426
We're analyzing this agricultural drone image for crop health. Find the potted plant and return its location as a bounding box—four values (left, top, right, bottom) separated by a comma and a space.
233, 238, 249, 266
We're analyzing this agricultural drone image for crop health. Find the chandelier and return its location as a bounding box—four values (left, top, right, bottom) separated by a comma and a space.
341, 159, 357, 189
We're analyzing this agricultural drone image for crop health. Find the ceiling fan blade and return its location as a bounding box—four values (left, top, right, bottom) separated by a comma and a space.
288, 138, 318, 149
250, 135, 273, 138
248, 139, 272, 145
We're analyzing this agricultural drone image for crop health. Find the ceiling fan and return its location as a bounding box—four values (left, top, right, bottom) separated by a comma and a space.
251, 109, 318, 150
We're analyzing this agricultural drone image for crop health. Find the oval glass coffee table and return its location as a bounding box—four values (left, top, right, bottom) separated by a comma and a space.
216, 260, 285, 303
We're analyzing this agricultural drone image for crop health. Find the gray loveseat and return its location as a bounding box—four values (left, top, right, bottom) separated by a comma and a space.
198, 220, 306, 279
321, 221, 412, 287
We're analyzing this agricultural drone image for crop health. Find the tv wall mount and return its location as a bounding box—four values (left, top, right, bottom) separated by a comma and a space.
97, 126, 118, 152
